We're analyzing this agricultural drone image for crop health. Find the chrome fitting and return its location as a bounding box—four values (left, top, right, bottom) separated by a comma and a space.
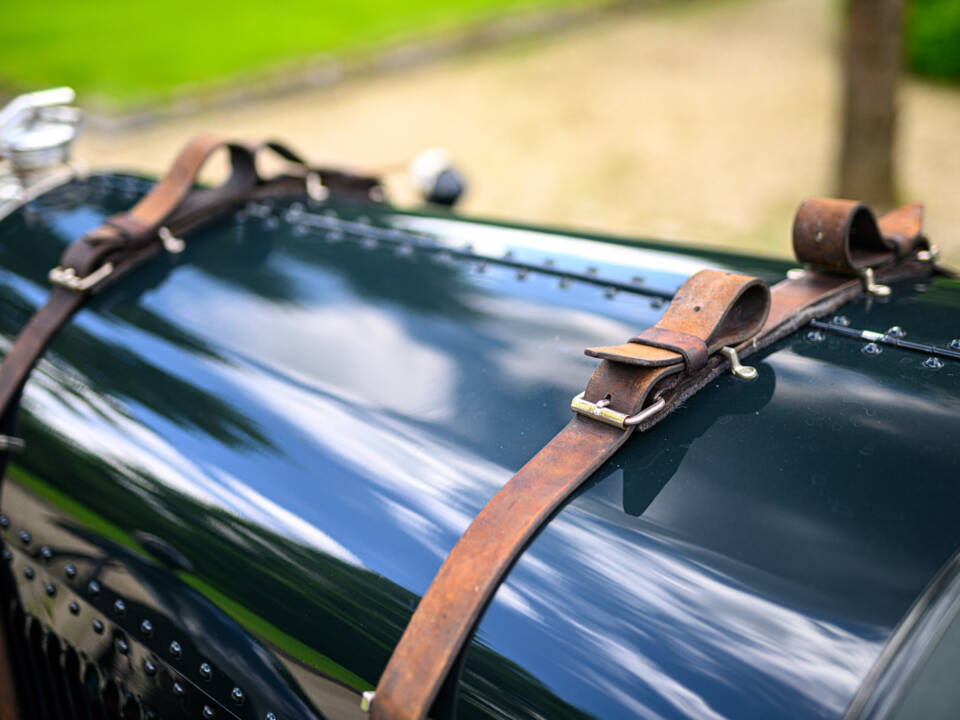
719, 346, 757, 380
859, 267, 891, 297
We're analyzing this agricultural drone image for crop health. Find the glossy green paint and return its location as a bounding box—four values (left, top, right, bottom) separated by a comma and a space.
0, 175, 958, 719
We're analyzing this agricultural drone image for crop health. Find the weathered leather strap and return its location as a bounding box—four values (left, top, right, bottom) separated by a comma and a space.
371, 201, 937, 720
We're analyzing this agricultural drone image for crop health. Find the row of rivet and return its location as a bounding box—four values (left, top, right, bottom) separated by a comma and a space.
1, 515, 276, 718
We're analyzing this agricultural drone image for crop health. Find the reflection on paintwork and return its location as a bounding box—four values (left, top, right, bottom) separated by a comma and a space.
1, 177, 959, 719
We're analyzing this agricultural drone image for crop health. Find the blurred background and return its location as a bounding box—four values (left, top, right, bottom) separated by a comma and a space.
3, 0, 958, 262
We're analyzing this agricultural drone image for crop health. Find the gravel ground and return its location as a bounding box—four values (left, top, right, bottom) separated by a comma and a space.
77, 0, 960, 265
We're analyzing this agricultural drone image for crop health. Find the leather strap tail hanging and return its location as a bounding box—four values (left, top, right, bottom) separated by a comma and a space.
370, 198, 939, 720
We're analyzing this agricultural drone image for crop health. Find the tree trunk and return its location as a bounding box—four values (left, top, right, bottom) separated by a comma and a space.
839, 0, 904, 207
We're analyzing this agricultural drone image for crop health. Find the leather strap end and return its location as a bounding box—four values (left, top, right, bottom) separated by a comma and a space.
584, 341, 684, 368
878, 202, 928, 257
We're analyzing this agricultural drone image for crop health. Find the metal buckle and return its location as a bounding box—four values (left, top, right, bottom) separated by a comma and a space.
0, 435, 25, 452
571, 393, 666, 429
48, 262, 114, 292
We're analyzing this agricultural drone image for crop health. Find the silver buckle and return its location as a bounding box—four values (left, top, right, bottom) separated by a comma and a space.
571, 393, 666, 429
48, 261, 114, 291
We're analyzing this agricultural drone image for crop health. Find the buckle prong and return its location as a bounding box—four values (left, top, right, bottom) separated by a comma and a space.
859, 267, 891, 296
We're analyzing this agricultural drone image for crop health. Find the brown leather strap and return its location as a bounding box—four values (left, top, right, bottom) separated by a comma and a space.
371, 269, 770, 720
371, 201, 938, 720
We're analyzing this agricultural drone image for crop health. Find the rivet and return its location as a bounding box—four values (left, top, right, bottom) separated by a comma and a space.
23, 566, 35, 580
172, 682, 185, 697
68, 601, 80, 615
117, 638, 129, 655
45, 583, 56, 597
88, 580, 100, 596
231, 687, 244, 705
143, 659, 156, 676
631, 275, 645, 285
832, 315, 850, 327
40, 545, 52, 561
2, 549, 11, 562
949, 339, 960, 350
603, 287, 617, 299
861, 342, 882, 355
650, 298, 664, 309
558, 277, 571, 289
140, 619, 153, 636
198, 662, 212, 680
92, 619, 104, 634
113, 599, 126, 615
0, 515, 8, 528
19, 530, 30, 545
586, 266, 598, 276
923, 356, 945, 370
65, 564, 77, 579
265, 714, 278, 720
515, 268, 529, 280
806, 329, 825, 343
169, 640, 182, 658
886, 326, 906, 338
202, 705, 216, 719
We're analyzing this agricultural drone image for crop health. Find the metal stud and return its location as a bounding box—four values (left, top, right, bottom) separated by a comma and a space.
0, 515, 8, 528
140, 619, 153, 636
832, 315, 850, 327
117, 638, 129, 655
862, 342, 882, 355
923, 356, 945, 370
172, 682, 185, 697
202, 706, 216, 719
88, 580, 100, 596
2, 549, 11, 562
949, 339, 960, 351
92, 619, 104, 634
68, 601, 80, 615
199, 662, 212, 680
806, 329, 825, 343
40, 545, 52, 561
231, 687, 245, 705
265, 714, 278, 720
113, 599, 126, 615
19, 530, 30, 545
143, 659, 156, 676
886, 326, 906, 338
169, 640, 182, 658
45, 583, 56, 597
23, 566, 34, 580
65, 564, 77, 579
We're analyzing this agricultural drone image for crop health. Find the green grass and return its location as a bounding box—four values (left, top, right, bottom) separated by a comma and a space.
2, 0, 591, 107
906, 0, 960, 82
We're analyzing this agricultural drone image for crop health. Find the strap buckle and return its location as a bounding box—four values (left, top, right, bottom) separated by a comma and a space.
571, 393, 666, 429
48, 261, 114, 292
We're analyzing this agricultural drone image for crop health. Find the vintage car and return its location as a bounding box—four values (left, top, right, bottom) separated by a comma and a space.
0, 89, 958, 720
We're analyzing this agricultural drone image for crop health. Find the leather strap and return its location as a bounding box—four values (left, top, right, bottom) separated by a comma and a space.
371, 269, 770, 720
371, 201, 937, 720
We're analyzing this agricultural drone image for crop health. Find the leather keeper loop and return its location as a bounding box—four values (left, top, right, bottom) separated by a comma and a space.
630, 327, 708, 372
585, 270, 770, 372
793, 197, 893, 274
